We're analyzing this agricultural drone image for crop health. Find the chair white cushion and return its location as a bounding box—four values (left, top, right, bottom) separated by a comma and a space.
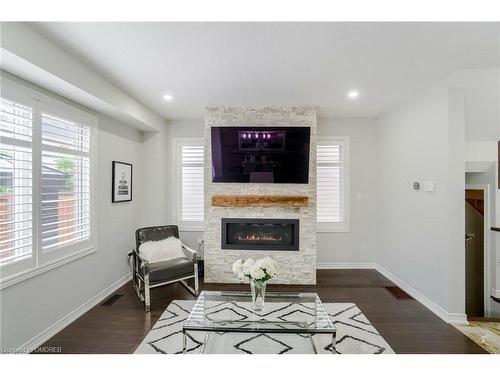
139, 237, 185, 264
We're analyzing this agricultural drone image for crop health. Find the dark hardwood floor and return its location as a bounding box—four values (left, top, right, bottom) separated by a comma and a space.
36, 269, 486, 354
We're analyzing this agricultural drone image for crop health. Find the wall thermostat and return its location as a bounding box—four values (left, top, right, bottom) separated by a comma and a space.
413, 182, 420, 190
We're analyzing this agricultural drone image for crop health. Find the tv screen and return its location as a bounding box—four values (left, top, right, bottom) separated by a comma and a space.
211, 126, 310, 183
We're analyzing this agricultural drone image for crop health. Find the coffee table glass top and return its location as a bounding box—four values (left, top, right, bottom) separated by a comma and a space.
183, 291, 335, 334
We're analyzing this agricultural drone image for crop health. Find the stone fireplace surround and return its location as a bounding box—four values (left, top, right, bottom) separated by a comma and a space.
203, 106, 317, 284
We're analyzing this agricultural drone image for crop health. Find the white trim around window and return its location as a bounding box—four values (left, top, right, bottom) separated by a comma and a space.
0, 77, 98, 289
316, 136, 350, 233
173, 138, 204, 231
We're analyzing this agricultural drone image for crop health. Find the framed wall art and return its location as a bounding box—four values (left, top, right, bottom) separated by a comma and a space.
112, 161, 133, 202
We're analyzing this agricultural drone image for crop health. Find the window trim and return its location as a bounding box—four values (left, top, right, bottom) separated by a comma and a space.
173, 137, 204, 232
316, 136, 350, 233
0, 77, 98, 290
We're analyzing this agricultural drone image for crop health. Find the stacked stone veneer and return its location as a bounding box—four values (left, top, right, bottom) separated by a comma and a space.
204, 106, 317, 284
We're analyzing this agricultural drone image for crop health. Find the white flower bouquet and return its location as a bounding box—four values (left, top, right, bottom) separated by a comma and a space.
232, 257, 277, 283
232, 257, 277, 311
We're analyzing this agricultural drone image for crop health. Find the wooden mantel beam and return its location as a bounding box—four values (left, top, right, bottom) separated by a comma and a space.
211, 195, 309, 208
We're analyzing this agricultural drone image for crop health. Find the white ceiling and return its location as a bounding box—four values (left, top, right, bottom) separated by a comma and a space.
30, 22, 499, 120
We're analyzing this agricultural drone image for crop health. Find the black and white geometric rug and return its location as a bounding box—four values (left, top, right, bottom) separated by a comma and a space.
134, 300, 394, 354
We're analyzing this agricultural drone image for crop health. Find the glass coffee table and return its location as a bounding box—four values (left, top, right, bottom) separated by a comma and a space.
183, 291, 336, 354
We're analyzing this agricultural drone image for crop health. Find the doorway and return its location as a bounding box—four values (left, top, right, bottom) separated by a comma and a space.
465, 186, 490, 319
465, 189, 484, 317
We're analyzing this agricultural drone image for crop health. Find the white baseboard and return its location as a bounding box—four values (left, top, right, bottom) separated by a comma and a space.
375, 264, 468, 325
317, 262, 468, 324
316, 262, 376, 269
492, 289, 500, 299
18, 272, 132, 353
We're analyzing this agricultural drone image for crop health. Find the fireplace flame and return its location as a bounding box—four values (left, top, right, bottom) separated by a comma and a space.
236, 233, 282, 241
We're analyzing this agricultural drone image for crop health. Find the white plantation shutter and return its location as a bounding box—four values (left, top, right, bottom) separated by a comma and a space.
0, 77, 96, 284
0, 98, 34, 270
176, 140, 204, 228
40, 112, 91, 255
316, 138, 349, 231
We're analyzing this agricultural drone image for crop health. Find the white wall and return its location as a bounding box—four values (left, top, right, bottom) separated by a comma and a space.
0, 113, 145, 349
139, 128, 168, 227
316, 118, 378, 266
450, 68, 499, 142
163, 120, 205, 250
376, 83, 466, 321
465, 142, 498, 165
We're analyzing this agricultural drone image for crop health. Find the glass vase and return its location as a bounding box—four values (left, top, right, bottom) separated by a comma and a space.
250, 279, 267, 311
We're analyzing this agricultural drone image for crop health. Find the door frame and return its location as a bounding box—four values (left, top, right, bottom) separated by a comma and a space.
465, 184, 491, 318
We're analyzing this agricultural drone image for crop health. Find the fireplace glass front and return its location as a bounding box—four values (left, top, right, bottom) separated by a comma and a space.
221, 218, 299, 251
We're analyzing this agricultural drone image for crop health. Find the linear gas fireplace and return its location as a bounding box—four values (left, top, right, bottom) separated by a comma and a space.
221, 218, 299, 251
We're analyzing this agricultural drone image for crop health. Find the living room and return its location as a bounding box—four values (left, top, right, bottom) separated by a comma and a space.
1, 1, 500, 372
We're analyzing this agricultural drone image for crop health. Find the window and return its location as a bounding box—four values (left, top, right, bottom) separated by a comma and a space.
0, 97, 33, 273
1, 78, 96, 286
316, 137, 350, 232
174, 138, 204, 230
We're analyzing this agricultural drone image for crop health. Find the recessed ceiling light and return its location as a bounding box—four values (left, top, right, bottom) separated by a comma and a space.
347, 90, 360, 100
163, 94, 173, 102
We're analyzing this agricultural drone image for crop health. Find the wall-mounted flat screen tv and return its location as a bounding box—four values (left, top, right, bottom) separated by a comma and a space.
211, 126, 310, 183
